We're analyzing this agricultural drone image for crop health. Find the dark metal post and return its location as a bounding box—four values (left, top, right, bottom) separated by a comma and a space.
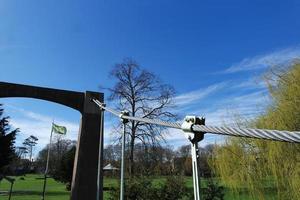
70, 92, 104, 200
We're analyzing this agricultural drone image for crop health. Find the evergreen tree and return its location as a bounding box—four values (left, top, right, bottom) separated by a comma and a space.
0, 104, 18, 174
52, 145, 76, 190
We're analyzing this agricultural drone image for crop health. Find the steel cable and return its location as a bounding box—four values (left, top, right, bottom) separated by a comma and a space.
92, 99, 300, 143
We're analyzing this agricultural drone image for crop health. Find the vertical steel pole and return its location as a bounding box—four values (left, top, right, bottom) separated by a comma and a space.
97, 110, 104, 200
191, 142, 201, 200
119, 110, 129, 200
182, 116, 205, 200
120, 122, 126, 200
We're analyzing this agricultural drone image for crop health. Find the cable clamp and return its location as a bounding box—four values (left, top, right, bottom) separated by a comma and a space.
100, 103, 106, 111
119, 110, 129, 124
91, 98, 106, 110
181, 116, 206, 143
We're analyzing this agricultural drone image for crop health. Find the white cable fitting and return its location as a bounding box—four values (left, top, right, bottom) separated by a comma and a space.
119, 110, 129, 124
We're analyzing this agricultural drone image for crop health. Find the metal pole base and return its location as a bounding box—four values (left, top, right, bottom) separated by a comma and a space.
191, 142, 201, 200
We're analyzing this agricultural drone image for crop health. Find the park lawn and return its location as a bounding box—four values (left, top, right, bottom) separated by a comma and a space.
0, 174, 113, 200
0, 174, 69, 200
0, 174, 277, 200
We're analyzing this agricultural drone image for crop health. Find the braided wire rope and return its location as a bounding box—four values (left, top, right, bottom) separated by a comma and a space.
92, 99, 300, 143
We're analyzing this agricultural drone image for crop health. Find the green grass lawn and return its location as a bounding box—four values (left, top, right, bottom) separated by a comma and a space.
0, 174, 69, 200
0, 174, 276, 200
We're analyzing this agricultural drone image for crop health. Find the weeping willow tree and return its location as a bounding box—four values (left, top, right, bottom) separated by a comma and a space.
211, 63, 300, 200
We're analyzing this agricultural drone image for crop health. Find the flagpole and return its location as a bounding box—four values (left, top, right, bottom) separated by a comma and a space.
42, 121, 54, 200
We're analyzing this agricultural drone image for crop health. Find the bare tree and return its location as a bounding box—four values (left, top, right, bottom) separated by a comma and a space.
105, 58, 176, 175
36, 138, 76, 173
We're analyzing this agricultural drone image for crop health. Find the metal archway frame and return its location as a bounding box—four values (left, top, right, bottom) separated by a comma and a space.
0, 81, 104, 200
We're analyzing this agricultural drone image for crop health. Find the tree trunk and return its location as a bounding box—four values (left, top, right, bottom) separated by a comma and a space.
129, 135, 135, 176
129, 102, 136, 176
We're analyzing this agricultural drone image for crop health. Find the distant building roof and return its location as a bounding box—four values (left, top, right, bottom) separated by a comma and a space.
103, 164, 119, 171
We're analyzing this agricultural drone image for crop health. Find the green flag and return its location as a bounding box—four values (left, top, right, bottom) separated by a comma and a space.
52, 123, 67, 135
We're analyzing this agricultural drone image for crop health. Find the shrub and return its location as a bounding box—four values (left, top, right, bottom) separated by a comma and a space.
52, 145, 76, 190
158, 176, 192, 200
202, 179, 224, 200
109, 176, 191, 200
109, 176, 158, 199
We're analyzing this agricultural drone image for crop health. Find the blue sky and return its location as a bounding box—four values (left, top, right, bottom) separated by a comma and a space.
1, 0, 300, 156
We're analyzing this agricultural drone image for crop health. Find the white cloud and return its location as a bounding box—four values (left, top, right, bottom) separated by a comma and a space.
204, 90, 269, 125
224, 46, 300, 73
163, 90, 270, 147
6, 106, 79, 151
174, 82, 227, 106
231, 76, 266, 90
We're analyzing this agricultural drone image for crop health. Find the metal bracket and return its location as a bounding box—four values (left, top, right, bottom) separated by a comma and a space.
91, 98, 106, 111
119, 110, 129, 124
181, 116, 206, 143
